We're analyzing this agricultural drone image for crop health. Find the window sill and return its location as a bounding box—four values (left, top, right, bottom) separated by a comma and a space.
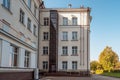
27, 29, 32, 33
19, 21, 26, 27
61, 54, 68, 56
34, 34, 37, 37
42, 54, 49, 56
42, 40, 49, 41
44, 25, 49, 26
71, 40, 78, 41
61, 40, 68, 41
71, 54, 78, 56
1, 4, 12, 15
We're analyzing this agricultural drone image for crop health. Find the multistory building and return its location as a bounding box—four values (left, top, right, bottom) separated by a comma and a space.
39, 7, 91, 74
0, 0, 44, 79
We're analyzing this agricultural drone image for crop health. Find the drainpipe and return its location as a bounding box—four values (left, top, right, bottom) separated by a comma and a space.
34, 2, 41, 80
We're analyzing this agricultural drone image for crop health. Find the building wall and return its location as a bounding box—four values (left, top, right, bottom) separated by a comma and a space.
39, 8, 91, 72
39, 11, 50, 70
0, 0, 42, 69
58, 11, 90, 71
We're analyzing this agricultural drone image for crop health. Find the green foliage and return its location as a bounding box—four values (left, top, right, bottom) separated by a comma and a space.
99, 46, 119, 72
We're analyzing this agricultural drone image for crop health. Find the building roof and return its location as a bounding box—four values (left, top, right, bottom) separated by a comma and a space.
40, 7, 91, 12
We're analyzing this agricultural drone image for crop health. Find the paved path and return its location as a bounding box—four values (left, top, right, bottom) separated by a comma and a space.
92, 74, 120, 80
41, 76, 91, 80
41, 75, 120, 80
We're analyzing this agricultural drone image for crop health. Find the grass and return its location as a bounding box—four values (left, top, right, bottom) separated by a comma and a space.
102, 72, 120, 78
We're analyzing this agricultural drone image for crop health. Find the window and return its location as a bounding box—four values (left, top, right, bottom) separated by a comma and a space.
43, 61, 48, 70
63, 17, 68, 25
72, 46, 78, 55
62, 32, 68, 41
28, 0, 31, 9
43, 46, 48, 55
24, 51, 30, 67
72, 32, 77, 40
72, 17, 77, 25
3, 0, 10, 10
44, 17, 49, 26
43, 32, 49, 40
34, 4, 37, 17
20, 9, 25, 24
72, 61, 77, 70
11, 45, 18, 67
33, 25, 37, 36
27, 18, 31, 31
62, 46, 68, 55
62, 61, 67, 70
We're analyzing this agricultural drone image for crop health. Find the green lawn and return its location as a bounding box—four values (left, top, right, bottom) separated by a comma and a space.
102, 72, 120, 78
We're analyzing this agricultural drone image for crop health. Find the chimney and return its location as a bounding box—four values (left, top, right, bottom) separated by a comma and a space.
68, 4, 72, 8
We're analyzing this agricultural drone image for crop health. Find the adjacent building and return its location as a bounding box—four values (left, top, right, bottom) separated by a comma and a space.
39, 7, 91, 74
0, 0, 91, 79
0, 0, 44, 80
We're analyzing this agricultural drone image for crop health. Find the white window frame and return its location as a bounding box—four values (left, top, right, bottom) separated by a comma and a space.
44, 17, 49, 26
28, 0, 31, 9
62, 32, 68, 41
10, 45, 18, 67
62, 61, 67, 70
33, 25, 37, 36
34, 4, 37, 17
20, 9, 25, 24
43, 46, 48, 55
27, 18, 31, 31
24, 51, 30, 68
72, 61, 77, 70
43, 32, 49, 40
72, 46, 78, 55
62, 46, 68, 55
72, 17, 77, 25
63, 17, 68, 25
3, 0, 10, 10
72, 32, 77, 40
43, 61, 48, 70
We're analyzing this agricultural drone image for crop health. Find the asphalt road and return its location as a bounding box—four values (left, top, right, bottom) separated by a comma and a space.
41, 74, 120, 80
91, 74, 120, 80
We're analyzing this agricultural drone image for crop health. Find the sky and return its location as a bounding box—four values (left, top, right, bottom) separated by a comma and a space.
43, 0, 120, 61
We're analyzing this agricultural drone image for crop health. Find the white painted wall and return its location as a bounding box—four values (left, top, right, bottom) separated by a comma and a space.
0, 0, 39, 69
30, 53, 36, 68
18, 48, 25, 68
1, 40, 11, 67
58, 11, 90, 71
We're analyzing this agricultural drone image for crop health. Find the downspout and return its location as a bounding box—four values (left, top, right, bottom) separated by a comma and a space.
34, 2, 41, 80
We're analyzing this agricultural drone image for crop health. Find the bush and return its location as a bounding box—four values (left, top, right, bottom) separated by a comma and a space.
95, 69, 103, 74
111, 69, 120, 73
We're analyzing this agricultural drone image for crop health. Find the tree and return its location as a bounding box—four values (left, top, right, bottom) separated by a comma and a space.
99, 46, 119, 72
90, 60, 99, 71
115, 62, 120, 69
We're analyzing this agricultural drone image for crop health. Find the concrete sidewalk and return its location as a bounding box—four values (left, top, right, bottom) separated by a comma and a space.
91, 74, 120, 80
41, 74, 120, 80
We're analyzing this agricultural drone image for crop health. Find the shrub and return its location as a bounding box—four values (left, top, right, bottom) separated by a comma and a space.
95, 69, 103, 74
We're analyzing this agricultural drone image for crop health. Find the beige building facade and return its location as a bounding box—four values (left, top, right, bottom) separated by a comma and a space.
39, 7, 91, 74
0, 0, 44, 80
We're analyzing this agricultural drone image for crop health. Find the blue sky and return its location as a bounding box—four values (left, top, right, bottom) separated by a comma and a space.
43, 0, 120, 61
